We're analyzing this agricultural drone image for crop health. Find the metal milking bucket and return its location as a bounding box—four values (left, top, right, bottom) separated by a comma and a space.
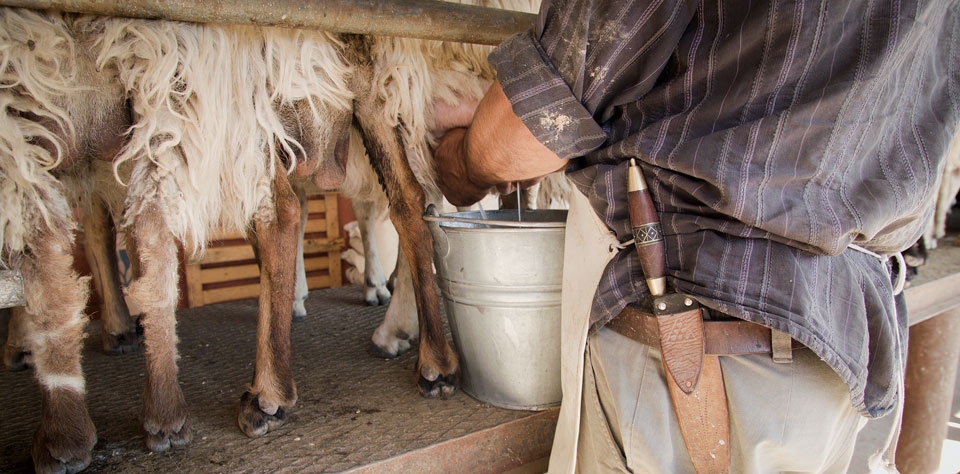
424, 204, 567, 410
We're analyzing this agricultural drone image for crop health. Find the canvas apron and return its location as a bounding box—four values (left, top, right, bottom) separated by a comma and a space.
547, 187, 620, 474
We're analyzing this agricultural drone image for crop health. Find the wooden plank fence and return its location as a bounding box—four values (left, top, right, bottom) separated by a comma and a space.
183, 193, 344, 307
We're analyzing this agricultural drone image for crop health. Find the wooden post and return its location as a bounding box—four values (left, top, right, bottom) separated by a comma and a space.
896, 308, 960, 473
183, 260, 204, 308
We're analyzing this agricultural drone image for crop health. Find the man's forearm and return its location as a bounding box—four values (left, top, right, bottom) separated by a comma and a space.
435, 82, 568, 207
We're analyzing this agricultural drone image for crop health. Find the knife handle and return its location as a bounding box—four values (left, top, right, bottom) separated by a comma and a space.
627, 159, 666, 296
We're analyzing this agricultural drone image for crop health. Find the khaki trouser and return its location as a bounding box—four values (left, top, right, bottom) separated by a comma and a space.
548, 188, 867, 474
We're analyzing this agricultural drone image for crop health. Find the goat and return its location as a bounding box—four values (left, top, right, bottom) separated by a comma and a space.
0, 10, 129, 471
364, 0, 542, 360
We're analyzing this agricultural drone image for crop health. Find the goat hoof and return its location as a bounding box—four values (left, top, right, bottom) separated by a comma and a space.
3, 344, 31, 371
368, 341, 399, 359
32, 411, 96, 474
417, 355, 458, 398
417, 372, 457, 398
238, 391, 287, 438
102, 327, 143, 355
363, 280, 392, 306
292, 299, 307, 322
361, 289, 383, 307
144, 417, 192, 452
367, 333, 413, 359
33, 442, 93, 474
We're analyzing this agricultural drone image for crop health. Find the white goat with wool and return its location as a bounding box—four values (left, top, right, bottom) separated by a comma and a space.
0, 9, 128, 473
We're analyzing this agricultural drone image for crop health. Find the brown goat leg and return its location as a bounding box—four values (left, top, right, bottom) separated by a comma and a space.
352, 112, 458, 398
238, 170, 300, 438
3, 306, 31, 371
128, 206, 191, 452
83, 194, 141, 354
21, 231, 97, 474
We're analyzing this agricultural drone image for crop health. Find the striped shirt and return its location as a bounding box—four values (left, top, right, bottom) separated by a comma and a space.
489, 0, 959, 417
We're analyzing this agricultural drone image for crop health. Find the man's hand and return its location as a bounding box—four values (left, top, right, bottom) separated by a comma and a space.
434, 128, 494, 207
431, 81, 569, 207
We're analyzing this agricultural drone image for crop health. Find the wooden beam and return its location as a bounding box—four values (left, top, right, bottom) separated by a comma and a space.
1, 0, 536, 45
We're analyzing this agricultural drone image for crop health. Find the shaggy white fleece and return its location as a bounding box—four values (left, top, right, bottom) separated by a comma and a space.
97, 20, 353, 254
0, 9, 79, 264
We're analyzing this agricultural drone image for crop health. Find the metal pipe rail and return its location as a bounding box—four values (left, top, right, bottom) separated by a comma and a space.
0, 270, 24, 308
0, 0, 536, 45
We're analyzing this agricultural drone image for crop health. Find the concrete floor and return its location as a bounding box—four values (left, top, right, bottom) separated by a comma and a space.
0, 286, 537, 473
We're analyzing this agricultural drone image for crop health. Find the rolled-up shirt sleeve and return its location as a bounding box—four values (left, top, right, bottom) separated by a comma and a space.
489, 30, 607, 158
489, 0, 699, 159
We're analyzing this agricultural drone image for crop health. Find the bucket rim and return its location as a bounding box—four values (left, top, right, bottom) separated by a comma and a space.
423, 213, 566, 229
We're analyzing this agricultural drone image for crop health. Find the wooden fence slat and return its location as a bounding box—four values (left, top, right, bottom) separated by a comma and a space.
185, 262, 205, 307
199, 239, 341, 278
203, 245, 256, 264
199, 256, 331, 285
203, 283, 261, 306
305, 256, 331, 272
307, 198, 327, 214
325, 194, 343, 288
183, 193, 345, 307
201, 263, 261, 284
304, 237, 345, 254
306, 274, 332, 289
304, 218, 328, 234
202, 226, 334, 265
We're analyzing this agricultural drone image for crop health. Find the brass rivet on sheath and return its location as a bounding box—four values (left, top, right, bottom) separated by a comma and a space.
658, 302, 667, 311
684, 298, 693, 306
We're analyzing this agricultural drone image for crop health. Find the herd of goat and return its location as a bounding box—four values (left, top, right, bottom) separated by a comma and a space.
0, 2, 542, 472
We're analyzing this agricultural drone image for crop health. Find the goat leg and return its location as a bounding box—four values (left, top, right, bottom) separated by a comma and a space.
353, 198, 392, 307
352, 111, 458, 398
238, 168, 300, 437
22, 231, 96, 474
3, 306, 31, 371
128, 205, 192, 452
83, 194, 141, 354
370, 251, 418, 358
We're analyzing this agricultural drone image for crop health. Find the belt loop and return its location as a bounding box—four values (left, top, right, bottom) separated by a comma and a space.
771, 330, 793, 364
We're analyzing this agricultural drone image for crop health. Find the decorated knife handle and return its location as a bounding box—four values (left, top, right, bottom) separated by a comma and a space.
627, 159, 666, 296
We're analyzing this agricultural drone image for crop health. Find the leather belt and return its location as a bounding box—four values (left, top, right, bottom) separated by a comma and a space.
608, 305, 805, 356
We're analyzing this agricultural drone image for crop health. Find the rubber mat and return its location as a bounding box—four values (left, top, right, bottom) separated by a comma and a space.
0, 286, 533, 473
